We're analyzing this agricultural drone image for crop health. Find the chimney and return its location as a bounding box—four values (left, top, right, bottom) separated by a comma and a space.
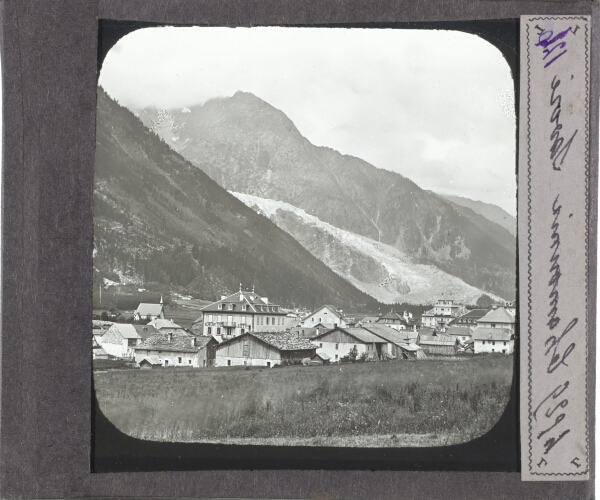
168, 332, 172, 343
191, 337, 195, 347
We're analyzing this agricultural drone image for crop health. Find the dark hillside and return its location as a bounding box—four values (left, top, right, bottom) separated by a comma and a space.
94, 87, 388, 310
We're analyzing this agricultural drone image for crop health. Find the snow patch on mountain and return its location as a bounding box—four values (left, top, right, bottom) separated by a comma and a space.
231, 192, 503, 305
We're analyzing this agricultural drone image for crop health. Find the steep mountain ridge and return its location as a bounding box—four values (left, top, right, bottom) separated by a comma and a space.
94, 87, 394, 310
140, 92, 517, 300
441, 194, 516, 237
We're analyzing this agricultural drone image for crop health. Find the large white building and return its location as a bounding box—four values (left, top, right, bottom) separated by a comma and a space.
421, 300, 466, 329
476, 307, 515, 332
199, 289, 293, 340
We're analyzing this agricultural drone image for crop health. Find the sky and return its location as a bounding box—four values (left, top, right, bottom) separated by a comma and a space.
99, 27, 517, 216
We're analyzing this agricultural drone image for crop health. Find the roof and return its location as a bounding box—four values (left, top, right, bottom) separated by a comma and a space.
252, 332, 317, 351
131, 324, 159, 340
220, 332, 316, 352
200, 290, 282, 314
396, 343, 422, 352
471, 327, 514, 341
193, 335, 219, 349
361, 316, 380, 323
418, 335, 457, 346
313, 351, 331, 360
477, 307, 515, 324
456, 309, 488, 320
134, 332, 201, 353
305, 304, 344, 319
418, 327, 437, 336
445, 326, 473, 336
148, 318, 184, 330
135, 303, 164, 317
139, 356, 161, 365
312, 327, 385, 344
104, 323, 140, 339
362, 324, 411, 344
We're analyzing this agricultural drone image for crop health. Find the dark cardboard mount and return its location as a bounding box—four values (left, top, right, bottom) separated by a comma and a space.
1, 1, 597, 499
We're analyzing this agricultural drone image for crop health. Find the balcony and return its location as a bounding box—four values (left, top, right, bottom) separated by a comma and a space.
222, 322, 236, 328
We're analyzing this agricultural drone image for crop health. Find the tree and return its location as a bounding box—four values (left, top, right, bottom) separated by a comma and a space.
340, 346, 359, 363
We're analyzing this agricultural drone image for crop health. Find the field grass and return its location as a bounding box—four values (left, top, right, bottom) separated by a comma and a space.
94, 354, 513, 447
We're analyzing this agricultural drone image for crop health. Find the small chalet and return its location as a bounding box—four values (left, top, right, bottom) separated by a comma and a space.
361, 324, 425, 360
312, 327, 388, 362
417, 334, 458, 356
134, 332, 219, 367
199, 288, 290, 339
376, 311, 415, 330
215, 332, 317, 368
476, 307, 515, 332
99, 324, 158, 359
310, 352, 331, 365
472, 327, 514, 354
301, 305, 347, 329
138, 357, 162, 369
134, 298, 165, 322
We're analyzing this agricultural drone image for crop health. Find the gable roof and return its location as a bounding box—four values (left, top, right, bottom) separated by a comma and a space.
444, 326, 473, 336
312, 327, 385, 344
135, 303, 164, 317
472, 327, 514, 341
312, 351, 331, 360
362, 324, 410, 344
456, 309, 488, 320
418, 335, 457, 346
139, 356, 162, 366
305, 304, 343, 319
104, 323, 140, 339
219, 332, 316, 352
131, 324, 159, 340
477, 307, 515, 324
134, 332, 201, 353
148, 318, 184, 330
200, 290, 281, 314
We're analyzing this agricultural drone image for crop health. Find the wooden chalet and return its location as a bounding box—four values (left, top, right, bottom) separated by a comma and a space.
215, 332, 317, 368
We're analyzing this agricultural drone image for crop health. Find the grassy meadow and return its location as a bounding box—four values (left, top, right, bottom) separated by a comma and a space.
94, 354, 513, 447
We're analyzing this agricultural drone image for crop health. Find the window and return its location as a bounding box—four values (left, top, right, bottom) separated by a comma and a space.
504, 341, 507, 345
335, 355, 338, 360
218, 304, 223, 310
335, 343, 339, 350
228, 304, 233, 310
272, 317, 275, 325
491, 323, 496, 328
165, 360, 169, 366
227, 360, 231, 366
319, 343, 323, 348
217, 327, 221, 335
319, 318, 322, 323
241, 329, 245, 335
266, 317, 270, 325
492, 341, 495, 346
207, 314, 213, 322
188, 360, 192, 365
178, 357, 182, 363
312, 317, 315, 322
267, 362, 271, 368
203, 360, 206, 367
242, 305, 247, 311
208, 327, 212, 335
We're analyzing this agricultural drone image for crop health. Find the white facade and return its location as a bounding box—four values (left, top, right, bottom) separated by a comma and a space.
313, 340, 366, 363
133, 349, 199, 367
473, 339, 514, 354
214, 356, 278, 368
302, 305, 346, 328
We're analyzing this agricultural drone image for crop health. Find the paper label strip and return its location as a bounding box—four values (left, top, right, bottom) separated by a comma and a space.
519, 15, 590, 481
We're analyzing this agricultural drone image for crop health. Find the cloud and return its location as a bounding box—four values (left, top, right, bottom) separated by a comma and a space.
99, 26, 516, 215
